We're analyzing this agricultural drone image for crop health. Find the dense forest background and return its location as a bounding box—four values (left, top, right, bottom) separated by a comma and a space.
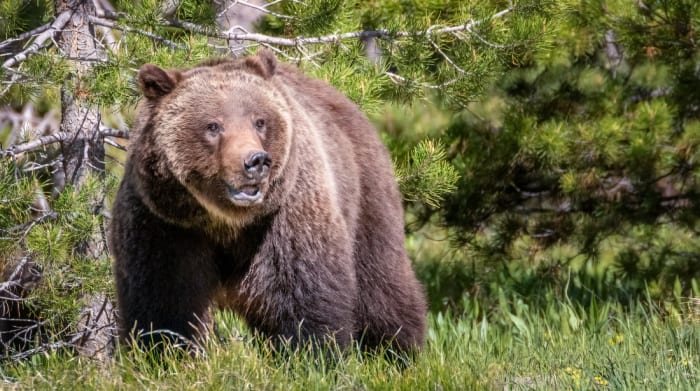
0, 0, 698, 374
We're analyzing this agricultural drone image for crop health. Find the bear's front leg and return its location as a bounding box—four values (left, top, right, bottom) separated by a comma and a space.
232, 215, 358, 350
110, 190, 219, 349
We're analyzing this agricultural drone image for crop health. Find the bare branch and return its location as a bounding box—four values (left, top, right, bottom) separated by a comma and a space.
0, 258, 29, 293
0, 23, 52, 52
0, 106, 58, 145
1, 11, 73, 70
425, 25, 468, 76
0, 71, 22, 97
0, 132, 70, 157
385, 71, 460, 89
216, 0, 242, 19
21, 160, 61, 173
103, 137, 126, 151
1, 319, 46, 350
6, 341, 69, 360
100, 127, 129, 139
235, 0, 295, 20
101, 127, 128, 151
86, 16, 185, 50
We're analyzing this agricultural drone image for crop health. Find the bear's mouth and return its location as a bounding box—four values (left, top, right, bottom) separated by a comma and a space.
226, 183, 263, 205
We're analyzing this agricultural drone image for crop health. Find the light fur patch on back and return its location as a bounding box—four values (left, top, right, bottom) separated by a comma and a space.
277, 82, 341, 219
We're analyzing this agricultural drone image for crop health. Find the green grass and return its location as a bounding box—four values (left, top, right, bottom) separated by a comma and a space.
0, 176, 697, 390
2, 300, 697, 390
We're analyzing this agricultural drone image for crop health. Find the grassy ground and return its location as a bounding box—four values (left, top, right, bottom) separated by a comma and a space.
1, 217, 698, 390
1, 296, 697, 390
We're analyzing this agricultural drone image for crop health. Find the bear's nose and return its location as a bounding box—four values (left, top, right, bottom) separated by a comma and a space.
243, 151, 271, 177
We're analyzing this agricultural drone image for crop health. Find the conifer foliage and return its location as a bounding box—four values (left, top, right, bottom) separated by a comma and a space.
427, 0, 700, 300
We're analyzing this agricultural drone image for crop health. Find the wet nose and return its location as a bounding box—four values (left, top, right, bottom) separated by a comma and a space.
243, 151, 271, 177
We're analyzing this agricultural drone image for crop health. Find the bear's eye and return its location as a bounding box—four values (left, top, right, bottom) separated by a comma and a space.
206, 122, 222, 133
254, 119, 266, 132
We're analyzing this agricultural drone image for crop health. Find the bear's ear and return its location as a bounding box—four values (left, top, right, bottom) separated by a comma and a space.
138, 64, 182, 99
244, 50, 277, 79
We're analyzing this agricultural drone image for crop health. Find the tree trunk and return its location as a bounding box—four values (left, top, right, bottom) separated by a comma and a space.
53, 0, 114, 360
54, 0, 105, 191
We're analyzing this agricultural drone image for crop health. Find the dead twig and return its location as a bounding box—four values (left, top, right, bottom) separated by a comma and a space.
86, 16, 185, 50
0, 24, 52, 52
1, 11, 73, 70
0, 132, 70, 157
99, 127, 128, 139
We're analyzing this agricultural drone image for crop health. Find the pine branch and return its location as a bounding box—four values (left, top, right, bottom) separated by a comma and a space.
98, 6, 513, 48
1, 11, 73, 70
396, 140, 459, 207
426, 25, 468, 76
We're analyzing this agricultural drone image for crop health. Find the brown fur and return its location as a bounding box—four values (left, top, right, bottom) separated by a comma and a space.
109, 50, 427, 352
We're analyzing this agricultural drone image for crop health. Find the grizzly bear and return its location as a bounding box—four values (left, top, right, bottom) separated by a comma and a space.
109, 50, 427, 353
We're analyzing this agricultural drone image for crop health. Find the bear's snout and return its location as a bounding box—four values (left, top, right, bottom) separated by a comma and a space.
243, 151, 271, 179
219, 150, 271, 207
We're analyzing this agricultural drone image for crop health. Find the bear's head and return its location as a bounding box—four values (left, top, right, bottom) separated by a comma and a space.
132, 50, 293, 226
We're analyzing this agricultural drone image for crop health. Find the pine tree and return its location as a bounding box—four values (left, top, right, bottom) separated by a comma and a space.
415, 0, 700, 303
